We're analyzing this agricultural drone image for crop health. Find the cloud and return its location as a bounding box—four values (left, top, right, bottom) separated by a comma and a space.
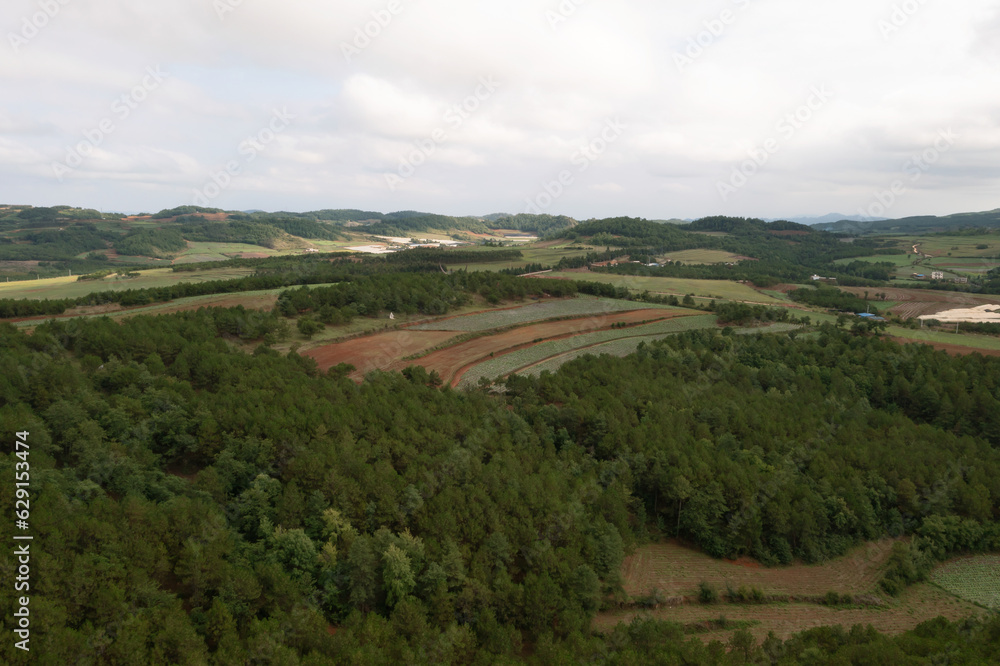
0, 0, 998, 218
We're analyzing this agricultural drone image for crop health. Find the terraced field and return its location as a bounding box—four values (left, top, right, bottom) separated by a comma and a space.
456, 314, 718, 387
410, 297, 672, 332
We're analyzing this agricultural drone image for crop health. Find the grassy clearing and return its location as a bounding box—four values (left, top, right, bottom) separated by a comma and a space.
410, 297, 673, 332
887, 326, 1000, 351
0, 267, 255, 301
930, 555, 1000, 610
457, 314, 717, 387
544, 272, 786, 305
661, 249, 750, 264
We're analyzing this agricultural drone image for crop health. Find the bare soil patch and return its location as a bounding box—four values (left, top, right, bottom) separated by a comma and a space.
593, 584, 982, 643
304, 330, 458, 376
620, 540, 896, 599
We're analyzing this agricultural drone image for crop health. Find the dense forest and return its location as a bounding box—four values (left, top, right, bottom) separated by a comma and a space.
1, 292, 998, 662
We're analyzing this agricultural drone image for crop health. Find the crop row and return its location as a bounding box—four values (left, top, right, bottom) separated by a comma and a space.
457, 314, 718, 387
930, 556, 1000, 610
410, 296, 671, 332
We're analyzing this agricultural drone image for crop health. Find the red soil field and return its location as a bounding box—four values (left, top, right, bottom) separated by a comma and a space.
303, 308, 688, 383
304, 330, 458, 376
394, 309, 688, 385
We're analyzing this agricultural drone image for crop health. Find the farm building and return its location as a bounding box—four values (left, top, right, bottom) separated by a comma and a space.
912, 273, 926, 279
931, 271, 945, 280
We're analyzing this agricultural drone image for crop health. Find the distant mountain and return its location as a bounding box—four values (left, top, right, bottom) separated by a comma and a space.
813, 209, 1000, 234
767, 214, 890, 226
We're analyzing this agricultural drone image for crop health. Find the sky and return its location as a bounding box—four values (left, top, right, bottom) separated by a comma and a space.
1, 0, 998, 221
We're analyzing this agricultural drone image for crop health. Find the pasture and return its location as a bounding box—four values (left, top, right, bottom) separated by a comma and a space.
542, 272, 787, 305
0, 267, 255, 301
660, 249, 753, 264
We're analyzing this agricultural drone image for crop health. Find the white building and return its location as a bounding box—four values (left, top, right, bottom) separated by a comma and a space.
931, 271, 945, 280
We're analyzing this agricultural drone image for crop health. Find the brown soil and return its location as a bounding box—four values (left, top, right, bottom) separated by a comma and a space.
400, 309, 687, 386
304, 330, 458, 376
593, 584, 983, 643
620, 540, 897, 599
303, 308, 688, 384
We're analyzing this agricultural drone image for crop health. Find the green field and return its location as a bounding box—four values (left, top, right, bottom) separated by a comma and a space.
0, 267, 254, 300
913, 234, 1000, 257
660, 249, 750, 264
457, 314, 718, 387
887, 326, 1000, 351
544, 272, 786, 305
931, 555, 1000, 610
410, 297, 672, 332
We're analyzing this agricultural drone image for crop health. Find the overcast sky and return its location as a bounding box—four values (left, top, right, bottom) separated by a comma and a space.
1, 0, 998, 220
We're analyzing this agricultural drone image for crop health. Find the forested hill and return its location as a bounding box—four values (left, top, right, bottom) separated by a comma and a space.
814, 209, 1000, 234
1, 308, 998, 662
558, 216, 900, 285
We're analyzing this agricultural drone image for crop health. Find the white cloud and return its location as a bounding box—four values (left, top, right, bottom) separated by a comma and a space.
0, 0, 997, 218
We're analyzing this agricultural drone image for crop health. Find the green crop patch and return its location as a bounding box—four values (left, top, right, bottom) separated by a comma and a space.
931, 556, 1000, 610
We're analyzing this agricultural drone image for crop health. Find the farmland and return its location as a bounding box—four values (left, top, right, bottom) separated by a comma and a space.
542, 272, 787, 305
660, 249, 754, 264
592, 540, 988, 642
410, 296, 672, 332
456, 314, 719, 387
930, 555, 1000, 610
838, 285, 1000, 319
0, 266, 255, 300
304, 304, 704, 384
593, 585, 982, 643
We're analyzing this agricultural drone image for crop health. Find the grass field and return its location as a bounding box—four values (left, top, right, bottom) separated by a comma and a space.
460, 245, 596, 272
410, 297, 672, 332
0, 267, 255, 301
930, 555, 1000, 610
542, 272, 786, 305
660, 249, 753, 264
